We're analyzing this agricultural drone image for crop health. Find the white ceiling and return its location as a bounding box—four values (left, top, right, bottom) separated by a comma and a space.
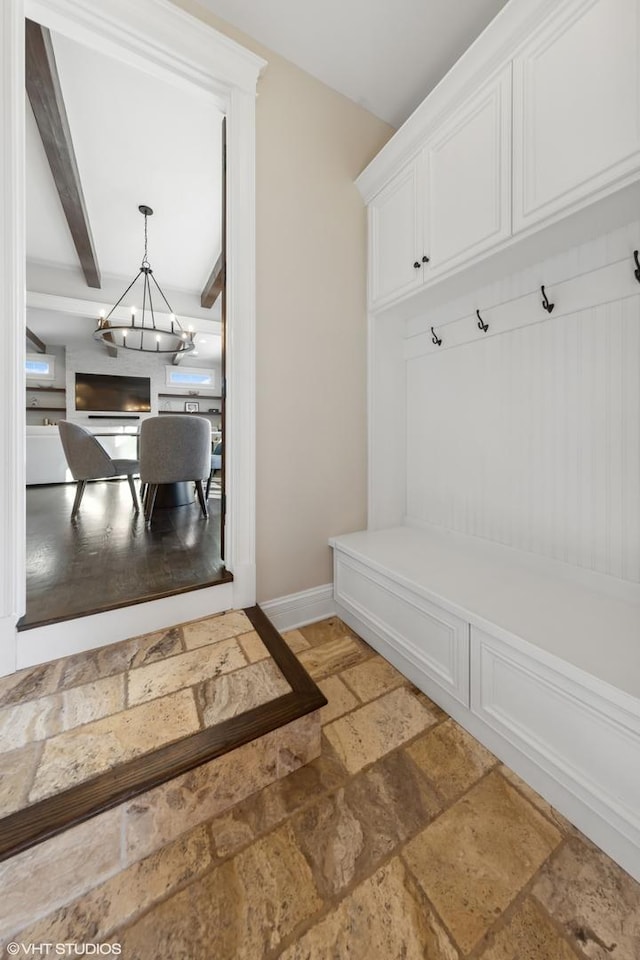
26, 30, 224, 295
26, 28, 224, 362
195, 0, 509, 127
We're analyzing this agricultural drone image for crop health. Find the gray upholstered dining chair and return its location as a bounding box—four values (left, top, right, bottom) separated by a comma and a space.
58, 420, 140, 520
139, 415, 211, 523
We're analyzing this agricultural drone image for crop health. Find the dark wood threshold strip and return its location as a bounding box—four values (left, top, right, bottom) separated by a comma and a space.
17, 569, 234, 632
0, 605, 327, 863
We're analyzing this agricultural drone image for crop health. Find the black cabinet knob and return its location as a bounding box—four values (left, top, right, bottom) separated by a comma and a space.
422, 255, 430, 263
413, 261, 421, 269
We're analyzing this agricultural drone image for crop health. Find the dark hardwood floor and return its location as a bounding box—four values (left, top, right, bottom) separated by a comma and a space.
23, 479, 228, 629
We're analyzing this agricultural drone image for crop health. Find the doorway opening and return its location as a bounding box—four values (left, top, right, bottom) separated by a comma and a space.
22, 18, 228, 629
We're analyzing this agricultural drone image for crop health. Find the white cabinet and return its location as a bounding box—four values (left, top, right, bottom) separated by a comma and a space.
26, 427, 70, 485
368, 156, 424, 308
368, 66, 512, 309
513, 0, 640, 231
426, 64, 512, 277
362, 0, 640, 312
470, 625, 640, 859
333, 549, 470, 706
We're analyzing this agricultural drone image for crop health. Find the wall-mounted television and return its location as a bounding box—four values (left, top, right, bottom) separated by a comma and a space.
75, 372, 151, 413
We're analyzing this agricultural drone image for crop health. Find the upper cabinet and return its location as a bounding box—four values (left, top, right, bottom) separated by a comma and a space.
362, 0, 640, 314
369, 66, 512, 310
368, 156, 424, 307
425, 63, 512, 279
513, 0, 640, 231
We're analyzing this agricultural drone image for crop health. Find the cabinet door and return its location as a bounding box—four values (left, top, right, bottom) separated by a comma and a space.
513, 0, 640, 231
425, 63, 512, 277
368, 157, 423, 308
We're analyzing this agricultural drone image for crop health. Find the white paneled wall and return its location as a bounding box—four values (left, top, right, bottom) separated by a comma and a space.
405, 223, 640, 583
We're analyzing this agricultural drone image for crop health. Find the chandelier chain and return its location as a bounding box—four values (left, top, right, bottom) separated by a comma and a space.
142, 209, 150, 269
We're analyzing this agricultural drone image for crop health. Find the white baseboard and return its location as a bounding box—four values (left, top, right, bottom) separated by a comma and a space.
17, 582, 234, 670
261, 583, 336, 633
0, 615, 18, 678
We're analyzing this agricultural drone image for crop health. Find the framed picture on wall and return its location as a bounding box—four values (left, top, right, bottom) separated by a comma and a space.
184, 401, 199, 412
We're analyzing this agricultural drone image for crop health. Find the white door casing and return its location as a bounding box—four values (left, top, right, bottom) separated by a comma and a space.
0, 0, 265, 675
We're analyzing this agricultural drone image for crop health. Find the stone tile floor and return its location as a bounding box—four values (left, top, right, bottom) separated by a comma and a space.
3, 616, 638, 958
0, 610, 290, 812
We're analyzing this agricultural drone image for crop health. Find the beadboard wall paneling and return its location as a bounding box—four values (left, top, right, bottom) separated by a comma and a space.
406, 287, 640, 584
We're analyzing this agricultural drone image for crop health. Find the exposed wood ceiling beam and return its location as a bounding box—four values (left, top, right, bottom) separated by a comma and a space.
200, 253, 223, 309
26, 327, 46, 354
26, 19, 101, 289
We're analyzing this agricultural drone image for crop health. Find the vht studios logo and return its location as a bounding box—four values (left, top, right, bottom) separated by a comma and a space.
6, 945, 122, 956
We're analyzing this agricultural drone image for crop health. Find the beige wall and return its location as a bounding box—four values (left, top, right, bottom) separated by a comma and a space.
172, 1, 394, 602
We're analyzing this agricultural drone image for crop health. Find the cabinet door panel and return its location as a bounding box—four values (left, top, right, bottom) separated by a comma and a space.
369, 158, 422, 308
514, 0, 640, 229
426, 64, 512, 276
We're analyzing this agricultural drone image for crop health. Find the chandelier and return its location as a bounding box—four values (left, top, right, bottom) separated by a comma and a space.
93, 205, 195, 355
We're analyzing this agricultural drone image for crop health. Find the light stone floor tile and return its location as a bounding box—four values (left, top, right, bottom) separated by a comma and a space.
500, 764, 575, 835
12, 825, 214, 946
0, 659, 63, 709
407, 717, 497, 801
61, 673, 125, 729
297, 635, 371, 681
238, 630, 270, 662
195, 659, 291, 727
299, 617, 360, 648
128, 638, 247, 705
403, 771, 562, 954
57, 628, 183, 689
279, 858, 460, 960
316, 675, 359, 725
291, 749, 441, 899
0, 809, 121, 941
478, 896, 582, 960
340, 654, 406, 702
0, 741, 42, 816
4, 614, 636, 960
276, 712, 322, 777
282, 629, 311, 653
324, 686, 437, 775
29, 689, 200, 802
532, 839, 640, 960
182, 611, 253, 650
0, 693, 64, 751
126, 627, 185, 669
115, 824, 322, 960
122, 729, 281, 865
209, 739, 347, 859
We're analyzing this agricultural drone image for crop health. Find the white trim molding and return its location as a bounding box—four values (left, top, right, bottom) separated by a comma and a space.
261, 584, 336, 633
0, 1, 25, 677
0, 0, 265, 675
17, 583, 234, 669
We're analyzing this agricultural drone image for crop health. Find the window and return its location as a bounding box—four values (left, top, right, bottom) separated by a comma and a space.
26, 353, 56, 381
165, 366, 215, 389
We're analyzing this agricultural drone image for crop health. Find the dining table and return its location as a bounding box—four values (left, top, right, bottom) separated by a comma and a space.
91, 426, 222, 510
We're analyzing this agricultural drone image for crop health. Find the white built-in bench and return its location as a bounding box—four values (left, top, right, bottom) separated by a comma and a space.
330, 525, 640, 881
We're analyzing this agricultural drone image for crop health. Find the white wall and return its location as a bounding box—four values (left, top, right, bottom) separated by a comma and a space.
170, 0, 394, 603
405, 219, 640, 584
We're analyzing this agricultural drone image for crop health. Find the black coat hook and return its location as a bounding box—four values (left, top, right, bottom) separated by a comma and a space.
431, 326, 442, 346
541, 285, 554, 314
634, 250, 640, 284
476, 309, 489, 332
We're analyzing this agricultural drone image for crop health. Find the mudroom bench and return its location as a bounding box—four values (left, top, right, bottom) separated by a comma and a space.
330, 525, 640, 881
